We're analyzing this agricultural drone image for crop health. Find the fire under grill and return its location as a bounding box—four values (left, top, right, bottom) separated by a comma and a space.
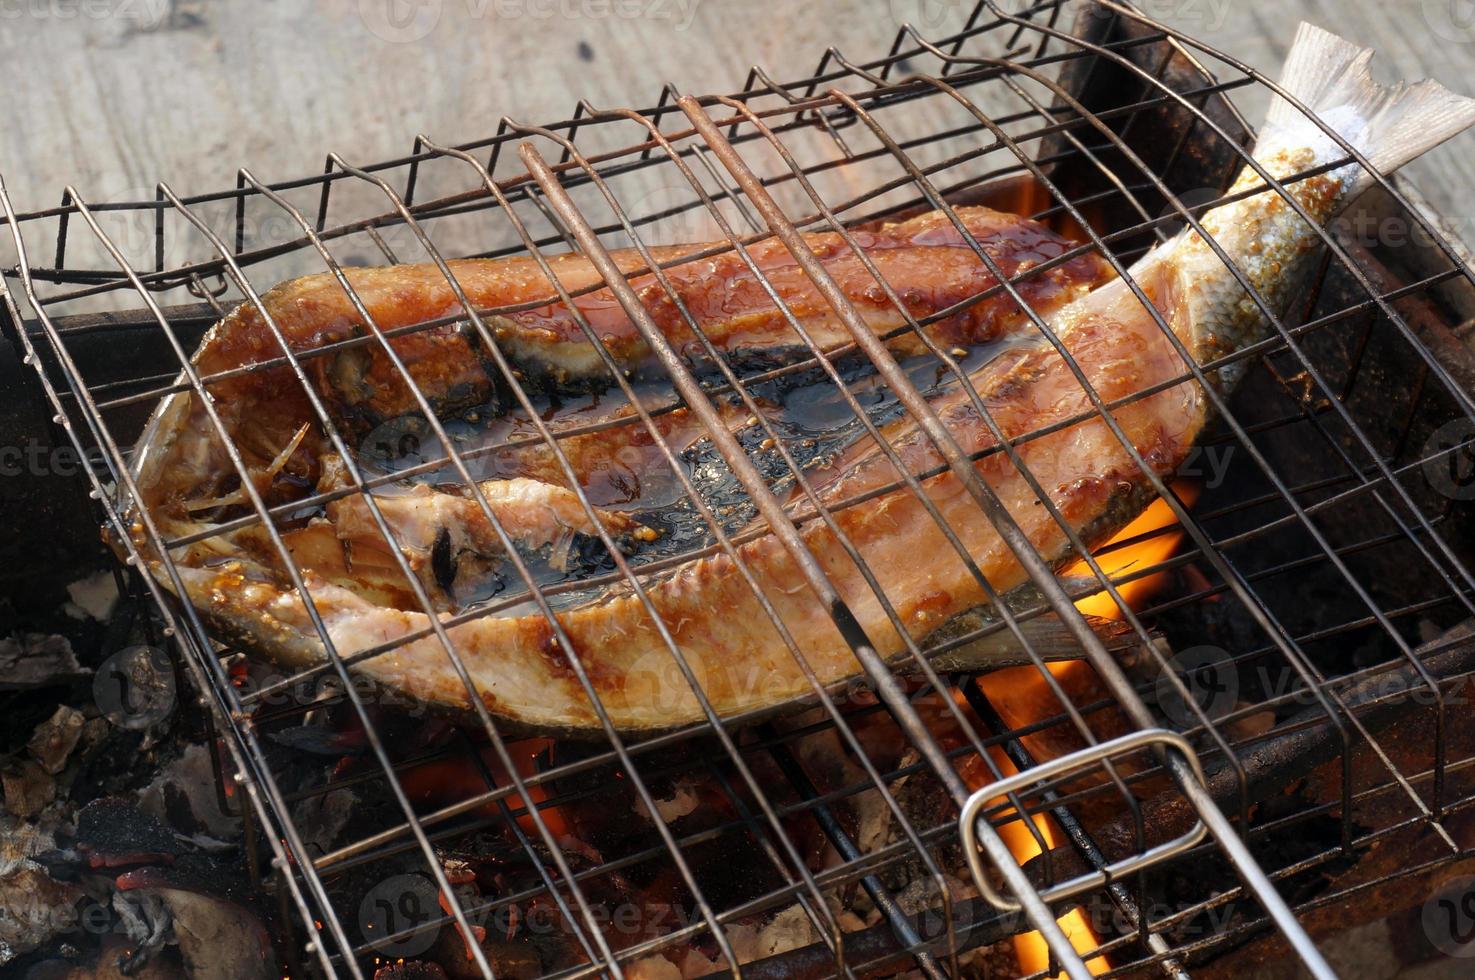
6, 1, 1475, 977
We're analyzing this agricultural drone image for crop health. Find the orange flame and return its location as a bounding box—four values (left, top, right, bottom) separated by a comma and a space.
963, 486, 1197, 975
958, 747, 1108, 977
1067, 484, 1199, 621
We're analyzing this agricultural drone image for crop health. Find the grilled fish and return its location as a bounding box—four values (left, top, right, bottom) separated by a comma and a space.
124, 25, 1475, 733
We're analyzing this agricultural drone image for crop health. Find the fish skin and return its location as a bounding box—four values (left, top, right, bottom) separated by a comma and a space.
123, 204, 1109, 731
132, 205, 1107, 523
122, 26, 1475, 733
134, 218, 1204, 734
217, 204, 1106, 419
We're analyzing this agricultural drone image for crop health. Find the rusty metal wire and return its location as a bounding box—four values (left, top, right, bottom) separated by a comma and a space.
6, 1, 1475, 978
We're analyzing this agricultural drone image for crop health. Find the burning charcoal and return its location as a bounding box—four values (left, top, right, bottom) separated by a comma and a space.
73, 799, 185, 868
374, 963, 449, 980
136, 744, 240, 846
0, 634, 87, 691
0, 864, 83, 968
24, 935, 187, 979
291, 786, 359, 857
111, 889, 171, 972
113, 876, 276, 980
28, 707, 86, 776
4, 759, 58, 819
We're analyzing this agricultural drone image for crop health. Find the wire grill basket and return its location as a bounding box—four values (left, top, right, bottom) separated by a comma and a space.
6, 2, 1475, 977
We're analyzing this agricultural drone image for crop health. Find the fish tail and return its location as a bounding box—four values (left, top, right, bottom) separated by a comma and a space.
1168, 23, 1475, 375
1265, 22, 1475, 200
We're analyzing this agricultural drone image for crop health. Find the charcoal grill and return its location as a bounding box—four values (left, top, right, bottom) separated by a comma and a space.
6, 1, 1475, 977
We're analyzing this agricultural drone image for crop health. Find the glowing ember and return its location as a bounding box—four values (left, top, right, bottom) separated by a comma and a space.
396, 738, 568, 839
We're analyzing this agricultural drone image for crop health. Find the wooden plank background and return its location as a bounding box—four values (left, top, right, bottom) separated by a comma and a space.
2, 0, 1473, 223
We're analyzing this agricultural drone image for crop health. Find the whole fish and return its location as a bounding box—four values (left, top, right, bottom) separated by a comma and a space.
124, 24, 1475, 733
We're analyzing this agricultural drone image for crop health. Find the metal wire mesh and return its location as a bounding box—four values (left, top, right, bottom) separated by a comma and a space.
6, 1, 1475, 977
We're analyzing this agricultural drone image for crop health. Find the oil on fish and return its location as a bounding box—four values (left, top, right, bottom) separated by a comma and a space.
121, 24, 1475, 733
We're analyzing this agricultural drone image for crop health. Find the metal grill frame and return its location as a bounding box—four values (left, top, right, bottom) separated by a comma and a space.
5, 2, 1475, 978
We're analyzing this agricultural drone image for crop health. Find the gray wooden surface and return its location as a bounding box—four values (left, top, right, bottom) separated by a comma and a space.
3, 0, 1473, 219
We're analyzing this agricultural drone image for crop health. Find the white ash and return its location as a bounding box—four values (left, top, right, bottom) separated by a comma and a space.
627, 954, 683, 980
112, 889, 172, 970
29, 706, 87, 776
64, 571, 120, 622
137, 743, 241, 847
654, 902, 824, 978
633, 777, 702, 825
291, 786, 359, 857
0, 813, 60, 876
0, 865, 84, 967
0, 634, 87, 691
147, 886, 276, 980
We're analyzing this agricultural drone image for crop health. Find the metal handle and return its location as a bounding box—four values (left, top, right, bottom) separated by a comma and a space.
959, 728, 1208, 913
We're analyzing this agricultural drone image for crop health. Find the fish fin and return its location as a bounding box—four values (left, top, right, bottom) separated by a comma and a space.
1266, 23, 1475, 198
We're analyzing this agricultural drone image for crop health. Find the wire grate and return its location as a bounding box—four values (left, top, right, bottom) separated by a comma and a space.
5, 2, 1475, 978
